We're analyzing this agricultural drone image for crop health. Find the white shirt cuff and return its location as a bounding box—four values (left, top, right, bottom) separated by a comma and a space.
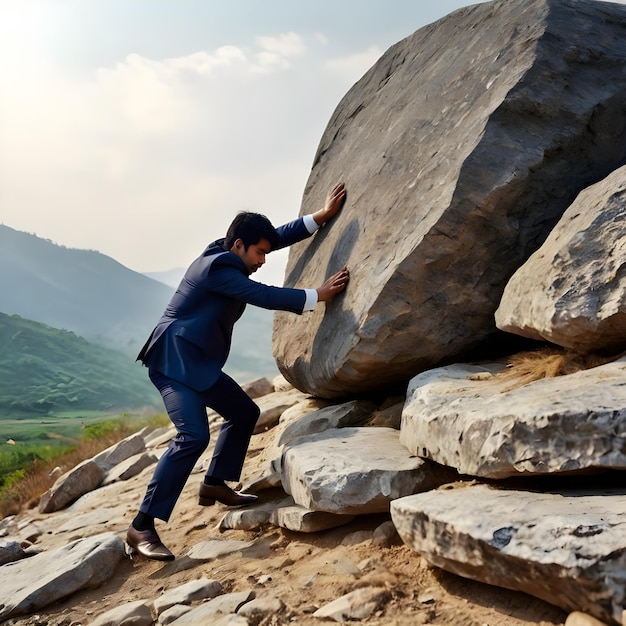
303, 214, 319, 234
303, 289, 318, 311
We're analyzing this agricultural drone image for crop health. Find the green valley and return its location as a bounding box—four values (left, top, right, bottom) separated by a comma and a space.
0, 312, 160, 420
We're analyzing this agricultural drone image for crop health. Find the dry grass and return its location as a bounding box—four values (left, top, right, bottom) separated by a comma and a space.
0, 416, 168, 519
493, 346, 624, 392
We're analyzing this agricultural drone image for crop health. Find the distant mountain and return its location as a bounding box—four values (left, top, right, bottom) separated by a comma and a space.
0, 312, 160, 417
0, 225, 278, 383
144, 268, 186, 288
0, 225, 171, 357
226, 307, 278, 382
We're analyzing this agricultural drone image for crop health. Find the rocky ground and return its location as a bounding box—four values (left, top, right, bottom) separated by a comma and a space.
1, 421, 570, 626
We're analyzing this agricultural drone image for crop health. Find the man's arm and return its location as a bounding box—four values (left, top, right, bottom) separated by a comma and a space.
209, 260, 350, 314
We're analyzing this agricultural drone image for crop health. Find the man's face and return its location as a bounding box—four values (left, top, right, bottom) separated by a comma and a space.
231, 237, 271, 274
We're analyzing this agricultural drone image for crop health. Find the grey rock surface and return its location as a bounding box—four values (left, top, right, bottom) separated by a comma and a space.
168, 590, 254, 625
400, 359, 626, 478
269, 504, 354, 533
0, 532, 124, 621
496, 165, 626, 353
38, 459, 105, 513
0, 539, 27, 565
276, 399, 376, 448
312, 586, 391, 622
273, 0, 626, 398
152, 578, 223, 616
218, 496, 293, 531
92, 433, 146, 471
253, 388, 309, 434
237, 596, 285, 622
242, 376, 274, 399
186, 538, 255, 561
103, 451, 157, 485
87, 599, 153, 626
281, 427, 452, 514
391, 484, 626, 625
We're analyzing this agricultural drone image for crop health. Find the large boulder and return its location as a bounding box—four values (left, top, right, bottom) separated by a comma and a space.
273, 0, 626, 398
496, 165, 626, 353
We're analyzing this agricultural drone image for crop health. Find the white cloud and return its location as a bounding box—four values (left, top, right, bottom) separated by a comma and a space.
257, 32, 307, 58
0, 29, 368, 273
167, 46, 249, 74
314, 33, 330, 45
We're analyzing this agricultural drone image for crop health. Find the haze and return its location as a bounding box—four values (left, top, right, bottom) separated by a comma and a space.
2, 0, 495, 285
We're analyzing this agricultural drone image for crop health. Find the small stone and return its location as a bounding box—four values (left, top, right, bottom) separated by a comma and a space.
313, 587, 391, 622
341, 530, 372, 546
565, 611, 609, 626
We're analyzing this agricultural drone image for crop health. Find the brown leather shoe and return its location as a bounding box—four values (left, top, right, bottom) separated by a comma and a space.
198, 483, 258, 507
125, 525, 175, 561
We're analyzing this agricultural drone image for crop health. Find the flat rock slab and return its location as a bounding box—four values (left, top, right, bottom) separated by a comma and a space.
92, 433, 146, 471
167, 590, 254, 625
400, 359, 626, 478
153, 578, 223, 616
88, 599, 152, 626
313, 586, 391, 622
391, 484, 626, 624
39, 459, 104, 513
103, 451, 158, 485
0, 532, 124, 621
218, 497, 294, 531
266, 399, 377, 476
186, 538, 255, 561
269, 505, 354, 533
281, 427, 453, 514
253, 389, 309, 434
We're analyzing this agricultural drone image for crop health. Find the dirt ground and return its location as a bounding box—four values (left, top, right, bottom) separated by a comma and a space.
4, 425, 570, 626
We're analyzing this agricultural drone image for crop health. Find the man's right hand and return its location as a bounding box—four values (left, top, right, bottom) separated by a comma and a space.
316, 267, 350, 302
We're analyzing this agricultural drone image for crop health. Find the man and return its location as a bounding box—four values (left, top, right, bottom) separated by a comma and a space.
127, 182, 350, 561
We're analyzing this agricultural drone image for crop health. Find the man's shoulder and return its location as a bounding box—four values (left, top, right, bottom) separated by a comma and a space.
210, 250, 245, 271
196, 251, 249, 286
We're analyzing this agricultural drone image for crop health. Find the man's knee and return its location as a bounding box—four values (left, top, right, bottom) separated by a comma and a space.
175, 429, 210, 455
244, 401, 261, 425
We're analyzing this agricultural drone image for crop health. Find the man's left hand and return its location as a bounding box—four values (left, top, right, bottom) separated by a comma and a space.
312, 182, 346, 226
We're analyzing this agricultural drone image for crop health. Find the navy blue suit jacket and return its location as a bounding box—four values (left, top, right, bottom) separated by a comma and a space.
137, 217, 312, 391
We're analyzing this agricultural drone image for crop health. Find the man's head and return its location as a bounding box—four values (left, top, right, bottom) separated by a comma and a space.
225, 212, 280, 274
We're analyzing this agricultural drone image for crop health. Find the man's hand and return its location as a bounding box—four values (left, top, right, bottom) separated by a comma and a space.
316, 267, 350, 302
312, 182, 346, 226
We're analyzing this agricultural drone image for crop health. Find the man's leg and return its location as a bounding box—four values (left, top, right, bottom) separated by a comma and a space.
138, 371, 211, 521
202, 372, 260, 482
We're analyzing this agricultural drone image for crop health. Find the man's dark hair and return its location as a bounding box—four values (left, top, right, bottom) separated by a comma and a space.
224, 212, 280, 251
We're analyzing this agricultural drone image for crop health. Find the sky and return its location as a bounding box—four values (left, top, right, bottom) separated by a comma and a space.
0, 0, 489, 285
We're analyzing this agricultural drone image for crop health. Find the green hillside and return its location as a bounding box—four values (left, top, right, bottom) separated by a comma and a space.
0, 225, 280, 383
0, 225, 172, 357
0, 313, 160, 418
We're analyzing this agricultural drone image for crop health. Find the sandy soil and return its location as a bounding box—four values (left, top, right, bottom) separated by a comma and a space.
4, 426, 570, 626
